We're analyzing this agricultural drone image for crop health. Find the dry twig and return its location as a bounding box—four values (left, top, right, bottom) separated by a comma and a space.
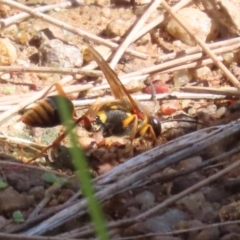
132, 0, 192, 43
160, 0, 240, 88
181, 86, 240, 97
22, 120, 240, 235
0, 66, 101, 77
110, 0, 162, 68
0, 1, 74, 28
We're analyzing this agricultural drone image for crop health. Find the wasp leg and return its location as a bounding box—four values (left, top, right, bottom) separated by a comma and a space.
26, 131, 67, 163
138, 124, 157, 144
122, 114, 138, 140
121, 114, 139, 155
27, 116, 89, 162
73, 115, 93, 131
54, 83, 68, 97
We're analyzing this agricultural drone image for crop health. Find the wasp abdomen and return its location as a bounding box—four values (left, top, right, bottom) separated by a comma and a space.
21, 95, 74, 128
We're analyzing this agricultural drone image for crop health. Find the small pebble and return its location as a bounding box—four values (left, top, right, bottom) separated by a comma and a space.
105, 18, 134, 37
101, 7, 111, 18
178, 156, 202, 170
0, 73, 10, 80
206, 104, 217, 115
173, 69, 193, 87
0, 38, 17, 65
167, 8, 218, 46
135, 190, 155, 210
216, 106, 227, 118
188, 107, 197, 115
193, 66, 212, 80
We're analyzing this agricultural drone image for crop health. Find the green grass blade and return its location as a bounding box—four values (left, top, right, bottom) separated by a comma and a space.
57, 97, 110, 240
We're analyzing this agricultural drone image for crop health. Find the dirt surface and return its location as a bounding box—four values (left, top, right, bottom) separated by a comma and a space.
1, 0, 240, 239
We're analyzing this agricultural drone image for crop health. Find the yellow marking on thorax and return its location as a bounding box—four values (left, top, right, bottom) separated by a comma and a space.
97, 110, 107, 123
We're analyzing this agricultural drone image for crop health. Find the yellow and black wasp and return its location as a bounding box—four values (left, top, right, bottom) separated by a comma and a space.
19, 46, 198, 161
86, 46, 161, 144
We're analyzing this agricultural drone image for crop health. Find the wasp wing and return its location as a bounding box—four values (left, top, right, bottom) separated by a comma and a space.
88, 46, 144, 118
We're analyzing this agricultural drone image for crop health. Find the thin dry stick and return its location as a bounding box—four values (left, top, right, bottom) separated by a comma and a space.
181, 86, 240, 96
132, 0, 192, 43
116, 220, 240, 240
27, 183, 64, 222
110, 0, 162, 68
0, 84, 93, 106
0, 1, 74, 28
156, 37, 240, 63
120, 52, 224, 79
0, 160, 68, 177
1, 0, 147, 59
161, 0, 240, 89
136, 157, 240, 221
32, 125, 234, 236
114, 39, 240, 79
159, 56, 223, 73
120, 39, 240, 79
73, 156, 240, 238
0, 91, 230, 112
72, 91, 229, 105
0, 233, 73, 240
0, 66, 101, 77
148, 146, 240, 185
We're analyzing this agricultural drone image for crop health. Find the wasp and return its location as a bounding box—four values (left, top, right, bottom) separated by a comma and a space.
86, 47, 200, 145
20, 46, 198, 161
86, 46, 161, 144
18, 83, 92, 162
19, 84, 75, 128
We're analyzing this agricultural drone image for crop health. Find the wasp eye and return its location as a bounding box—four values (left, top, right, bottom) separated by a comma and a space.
149, 116, 161, 137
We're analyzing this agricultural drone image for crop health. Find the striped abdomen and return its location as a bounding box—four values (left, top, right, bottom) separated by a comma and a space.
21, 95, 74, 127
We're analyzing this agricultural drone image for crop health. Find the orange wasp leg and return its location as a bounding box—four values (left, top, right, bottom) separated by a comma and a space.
121, 114, 139, 155
20, 83, 89, 162
138, 124, 157, 144
122, 114, 138, 141
122, 114, 158, 152
26, 115, 89, 163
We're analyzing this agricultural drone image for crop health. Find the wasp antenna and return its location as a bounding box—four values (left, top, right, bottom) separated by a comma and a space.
161, 118, 205, 125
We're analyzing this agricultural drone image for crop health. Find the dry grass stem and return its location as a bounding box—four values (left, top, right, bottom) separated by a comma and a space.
137, 157, 240, 221
0, 134, 46, 149
23, 121, 240, 235
0, 84, 93, 106
161, 0, 240, 88
181, 86, 240, 96
110, 0, 162, 68
133, 0, 192, 43
0, 1, 74, 28
0, 233, 72, 240
156, 37, 240, 63
0, 66, 101, 77
27, 184, 64, 222
0, 91, 230, 112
